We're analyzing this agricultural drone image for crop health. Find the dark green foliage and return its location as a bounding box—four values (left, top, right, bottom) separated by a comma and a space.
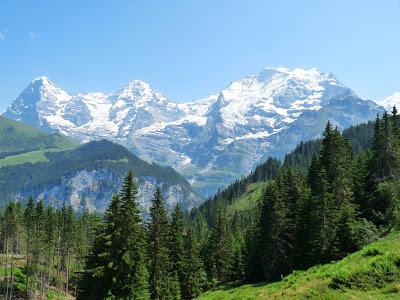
283, 140, 322, 171
76, 196, 119, 299
255, 171, 301, 282
78, 173, 204, 299
204, 210, 231, 285
77, 172, 149, 300
366, 111, 400, 226
147, 187, 178, 299
115, 172, 149, 299
181, 227, 205, 299
170, 205, 186, 294
0, 198, 100, 299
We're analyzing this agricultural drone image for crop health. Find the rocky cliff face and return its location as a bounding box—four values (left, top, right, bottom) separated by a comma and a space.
12, 168, 197, 214
0, 140, 200, 213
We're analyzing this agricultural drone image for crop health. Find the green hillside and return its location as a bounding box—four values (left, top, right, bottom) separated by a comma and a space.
0, 139, 199, 210
197, 233, 400, 300
0, 115, 76, 157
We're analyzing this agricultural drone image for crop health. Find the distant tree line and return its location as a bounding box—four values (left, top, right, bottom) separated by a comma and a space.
0, 198, 100, 299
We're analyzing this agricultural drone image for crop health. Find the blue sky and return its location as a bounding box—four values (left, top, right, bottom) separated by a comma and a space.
0, 0, 399, 111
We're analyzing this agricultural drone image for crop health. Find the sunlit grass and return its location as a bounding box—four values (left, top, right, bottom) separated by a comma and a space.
197, 234, 400, 299
0, 148, 67, 167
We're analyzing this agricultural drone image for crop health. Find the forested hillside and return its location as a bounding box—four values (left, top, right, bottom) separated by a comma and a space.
190, 120, 375, 229
186, 110, 400, 296
0, 129, 200, 212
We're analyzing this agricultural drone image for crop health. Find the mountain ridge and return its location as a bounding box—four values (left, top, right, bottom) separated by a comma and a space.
3, 67, 384, 196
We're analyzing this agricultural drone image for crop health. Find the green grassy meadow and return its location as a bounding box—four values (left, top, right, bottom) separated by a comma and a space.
197, 233, 400, 299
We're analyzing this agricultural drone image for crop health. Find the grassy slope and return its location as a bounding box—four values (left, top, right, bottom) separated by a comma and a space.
226, 182, 263, 215
0, 148, 69, 167
0, 116, 76, 155
197, 233, 400, 300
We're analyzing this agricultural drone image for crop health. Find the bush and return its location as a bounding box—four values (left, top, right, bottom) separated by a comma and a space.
362, 246, 383, 257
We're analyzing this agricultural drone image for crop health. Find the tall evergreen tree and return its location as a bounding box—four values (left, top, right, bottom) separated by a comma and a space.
78, 172, 149, 300
205, 210, 231, 285
170, 204, 185, 293
24, 197, 35, 295
77, 195, 120, 299
115, 172, 149, 299
261, 176, 293, 281
147, 187, 179, 299
293, 187, 315, 269
181, 227, 204, 300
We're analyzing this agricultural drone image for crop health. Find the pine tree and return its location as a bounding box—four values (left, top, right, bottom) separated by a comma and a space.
310, 167, 336, 262
392, 106, 400, 138
205, 210, 231, 285
262, 176, 293, 281
77, 196, 120, 299
181, 227, 204, 300
24, 197, 35, 295
77, 172, 149, 300
230, 237, 245, 282
293, 187, 315, 269
170, 204, 185, 293
147, 187, 179, 299
115, 171, 149, 299
309, 122, 358, 260
244, 224, 263, 283
353, 151, 373, 219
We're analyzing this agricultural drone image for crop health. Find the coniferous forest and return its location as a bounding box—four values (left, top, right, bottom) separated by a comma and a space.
1, 110, 400, 299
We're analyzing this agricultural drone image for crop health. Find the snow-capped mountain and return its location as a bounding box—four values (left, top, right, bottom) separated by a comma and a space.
3, 67, 383, 196
378, 92, 400, 111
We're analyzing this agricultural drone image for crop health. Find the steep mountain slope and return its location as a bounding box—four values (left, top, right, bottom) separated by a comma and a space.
0, 118, 200, 212
3, 68, 383, 196
0, 115, 76, 157
197, 234, 400, 299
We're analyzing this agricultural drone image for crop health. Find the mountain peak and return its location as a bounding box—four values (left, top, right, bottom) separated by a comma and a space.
32, 75, 51, 83
378, 92, 400, 110
257, 67, 337, 82
28, 76, 69, 98
30, 76, 59, 90
115, 80, 165, 101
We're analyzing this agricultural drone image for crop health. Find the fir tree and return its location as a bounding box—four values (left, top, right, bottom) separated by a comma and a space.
181, 227, 204, 300
262, 176, 292, 281
170, 204, 185, 294
78, 172, 149, 300
205, 210, 231, 285
116, 171, 149, 299
77, 196, 120, 299
147, 187, 179, 299
24, 196, 35, 295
